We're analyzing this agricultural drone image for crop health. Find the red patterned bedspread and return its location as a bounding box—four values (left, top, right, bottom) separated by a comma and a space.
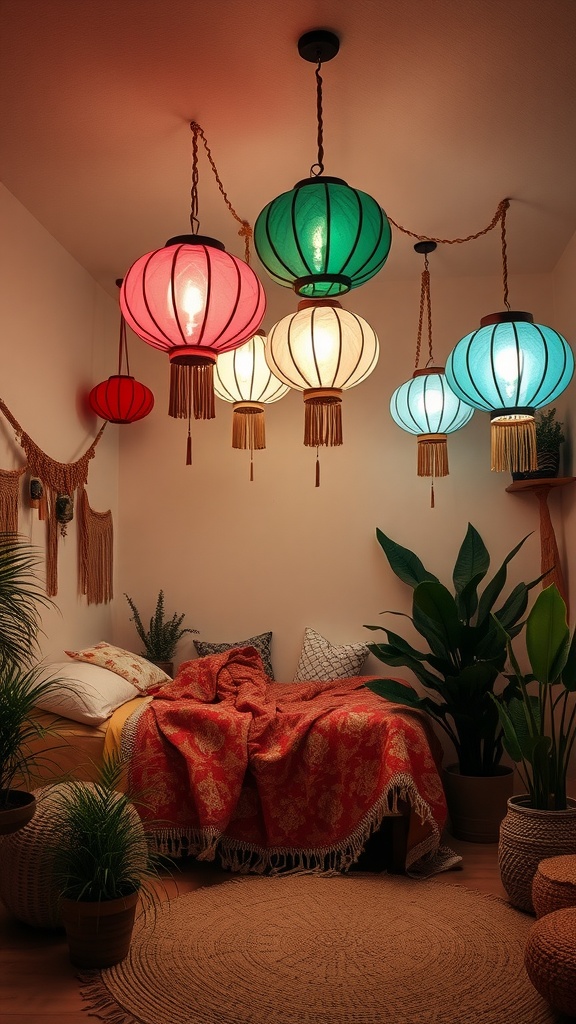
124, 647, 454, 874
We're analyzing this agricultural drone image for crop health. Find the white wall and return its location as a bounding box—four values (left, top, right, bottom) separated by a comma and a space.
0, 184, 119, 661
113, 257, 563, 682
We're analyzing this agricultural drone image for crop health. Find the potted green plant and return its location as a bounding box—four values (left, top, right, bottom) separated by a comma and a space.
491, 583, 576, 911
125, 589, 198, 677
364, 523, 545, 841
49, 753, 168, 967
0, 533, 61, 834
512, 406, 566, 481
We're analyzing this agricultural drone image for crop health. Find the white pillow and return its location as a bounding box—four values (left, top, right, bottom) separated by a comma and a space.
33, 661, 141, 726
293, 627, 370, 682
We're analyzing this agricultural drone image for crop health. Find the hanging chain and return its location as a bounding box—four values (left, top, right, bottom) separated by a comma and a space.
189, 122, 200, 234
415, 254, 434, 369
189, 120, 253, 263
500, 200, 510, 309
310, 59, 325, 176
390, 198, 510, 247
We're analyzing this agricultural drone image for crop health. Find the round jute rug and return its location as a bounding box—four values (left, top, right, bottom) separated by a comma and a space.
80, 874, 558, 1024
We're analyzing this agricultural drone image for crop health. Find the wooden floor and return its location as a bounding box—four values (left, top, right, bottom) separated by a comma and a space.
0, 836, 508, 1023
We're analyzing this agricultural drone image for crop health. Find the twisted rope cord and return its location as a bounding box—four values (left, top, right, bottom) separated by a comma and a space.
310, 59, 325, 176
190, 121, 253, 263
415, 258, 434, 369
389, 198, 510, 247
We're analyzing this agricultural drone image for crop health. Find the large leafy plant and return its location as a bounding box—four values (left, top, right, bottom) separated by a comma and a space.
364, 524, 545, 776
0, 533, 62, 808
491, 584, 576, 810
125, 589, 198, 661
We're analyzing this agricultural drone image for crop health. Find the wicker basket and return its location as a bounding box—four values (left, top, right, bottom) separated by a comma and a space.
524, 908, 576, 1015
498, 796, 576, 914
532, 854, 576, 919
0, 784, 71, 928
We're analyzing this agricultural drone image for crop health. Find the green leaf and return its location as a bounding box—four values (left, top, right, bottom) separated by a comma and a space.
364, 679, 443, 722
413, 581, 462, 652
375, 528, 438, 588
452, 524, 489, 597
489, 696, 523, 762
473, 614, 510, 662
562, 628, 576, 692
476, 533, 531, 625
526, 585, 570, 683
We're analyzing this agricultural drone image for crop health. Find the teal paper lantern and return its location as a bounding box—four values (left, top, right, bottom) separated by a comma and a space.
254, 176, 392, 298
390, 368, 474, 478
446, 311, 574, 472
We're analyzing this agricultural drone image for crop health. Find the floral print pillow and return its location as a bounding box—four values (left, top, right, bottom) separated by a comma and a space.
64, 641, 171, 693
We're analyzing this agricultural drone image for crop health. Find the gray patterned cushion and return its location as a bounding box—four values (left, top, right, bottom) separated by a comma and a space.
194, 631, 274, 679
293, 628, 369, 682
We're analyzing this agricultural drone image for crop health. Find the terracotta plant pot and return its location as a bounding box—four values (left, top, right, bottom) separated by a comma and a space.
498, 795, 576, 913
60, 890, 140, 968
148, 659, 174, 678
442, 764, 514, 843
0, 790, 36, 836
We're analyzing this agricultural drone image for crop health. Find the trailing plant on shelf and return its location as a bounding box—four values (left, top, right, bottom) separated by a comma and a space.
491, 583, 576, 811
513, 406, 566, 480
0, 533, 62, 825
364, 523, 546, 777
125, 589, 198, 662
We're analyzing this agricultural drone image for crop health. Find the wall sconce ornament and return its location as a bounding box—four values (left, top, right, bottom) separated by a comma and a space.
446, 201, 574, 473
254, 30, 391, 298
89, 284, 154, 425
214, 331, 290, 480
390, 241, 474, 505
120, 122, 266, 462
265, 298, 379, 484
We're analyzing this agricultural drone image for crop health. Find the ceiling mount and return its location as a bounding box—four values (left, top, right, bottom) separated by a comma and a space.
414, 241, 437, 256
297, 30, 340, 64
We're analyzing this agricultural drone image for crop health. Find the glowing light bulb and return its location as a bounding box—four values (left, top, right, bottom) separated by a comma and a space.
180, 282, 204, 336
235, 346, 255, 384
312, 326, 337, 365
494, 346, 523, 398
312, 225, 325, 272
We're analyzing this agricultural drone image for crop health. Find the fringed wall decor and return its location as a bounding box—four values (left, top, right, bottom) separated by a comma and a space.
0, 395, 109, 598
0, 466, 26, 532
78, 486, 113, 605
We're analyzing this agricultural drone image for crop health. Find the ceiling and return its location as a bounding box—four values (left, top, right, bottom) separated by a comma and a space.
2, 0, 576, 300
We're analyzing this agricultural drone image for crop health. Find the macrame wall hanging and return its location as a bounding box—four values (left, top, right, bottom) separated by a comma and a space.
0, 396, 112, 600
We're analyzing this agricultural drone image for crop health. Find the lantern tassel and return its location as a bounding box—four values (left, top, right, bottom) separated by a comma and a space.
186, 431, 192, 466
193, 364, 216, 420
304, 391, 343, 447
169, 364, 191, 419
491, 418, 537, 473
315, 449, 320, 488
232, 407, 266, 450
417, 434, 449, 477
431, 479, 435, 508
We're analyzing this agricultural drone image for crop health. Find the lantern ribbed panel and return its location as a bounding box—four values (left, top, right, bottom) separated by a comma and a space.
120, 239, 266, 357
390, 370, 474, 436
254, 177, 391, 297
214, 333, 290, 405
88, 376, 154, 424
265, 302, 379, 391
445, 315, 574, 414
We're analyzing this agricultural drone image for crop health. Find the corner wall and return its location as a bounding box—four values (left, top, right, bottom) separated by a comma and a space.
0, 184, 119, 661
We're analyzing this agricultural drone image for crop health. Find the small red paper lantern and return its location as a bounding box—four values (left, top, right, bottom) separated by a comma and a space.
89, 289, 154, 425
89, 375, 154, 424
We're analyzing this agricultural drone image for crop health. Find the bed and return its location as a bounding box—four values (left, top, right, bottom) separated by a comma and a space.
27, 646, 458, 877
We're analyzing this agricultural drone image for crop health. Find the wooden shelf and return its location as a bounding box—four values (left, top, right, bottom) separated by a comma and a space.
506, 476, 575, 616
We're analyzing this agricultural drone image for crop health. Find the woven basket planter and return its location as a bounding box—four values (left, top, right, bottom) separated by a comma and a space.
498, 796, 576, 913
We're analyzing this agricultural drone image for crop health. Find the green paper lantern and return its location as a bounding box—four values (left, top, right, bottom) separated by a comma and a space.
254, 176, 392, 298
